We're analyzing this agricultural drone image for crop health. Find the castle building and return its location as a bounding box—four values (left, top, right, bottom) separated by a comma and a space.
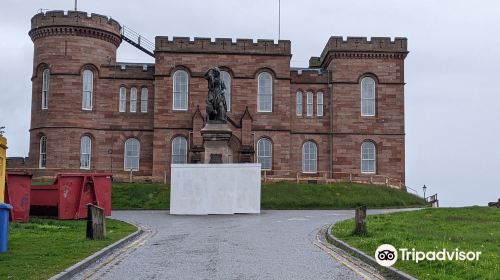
25, 10, 408, 185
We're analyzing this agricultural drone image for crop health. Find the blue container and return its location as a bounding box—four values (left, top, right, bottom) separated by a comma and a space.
0, 203, 13, 253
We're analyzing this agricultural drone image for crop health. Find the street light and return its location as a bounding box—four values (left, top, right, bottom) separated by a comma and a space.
423, 184, 427, 199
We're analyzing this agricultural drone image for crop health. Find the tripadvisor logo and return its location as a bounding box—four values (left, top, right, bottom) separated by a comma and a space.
375, 244, 481, 267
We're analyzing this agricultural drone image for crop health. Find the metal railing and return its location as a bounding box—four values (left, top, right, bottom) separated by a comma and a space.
260, 169, 405, 189
121, 26, 155, 57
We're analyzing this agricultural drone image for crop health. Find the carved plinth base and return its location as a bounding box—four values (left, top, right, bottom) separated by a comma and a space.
201, 122, 233, 164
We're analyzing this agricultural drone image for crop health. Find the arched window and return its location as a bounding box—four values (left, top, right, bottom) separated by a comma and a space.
361, 141, 376, 173
306, 91, 313, 116
302, 141, 317, 173
172, 136, 187, 164
257, 72, 272, 112
361, 77, 375, 116
80, 136, 91, 169
296, 91, 302, 116
130, 87, 137, 112
141, 88, 148, 113
82, 70, 93, 110
39, 136, 47, 168
124, 138, 140, 171
119, 87, 126, 112
221, 71, 231, 112
317, 92, 324, 117
42, 69, 50, 110
257, 138, 272, 170
173, 70, 188, 110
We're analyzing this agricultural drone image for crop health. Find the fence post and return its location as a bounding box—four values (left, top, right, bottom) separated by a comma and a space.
129, 169, 133, 183
163, 170, 167, 185
86, 204, 106, 240
385, 177, 388, 186
264, 170, 267, 183
370, 176, 373, 184
354, 205, 367, 235
296, 172, 299, 184
324, 172, 327, 183
349, 173, 352, 183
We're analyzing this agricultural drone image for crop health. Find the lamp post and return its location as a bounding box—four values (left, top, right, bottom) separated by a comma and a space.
423, 184, 427, 199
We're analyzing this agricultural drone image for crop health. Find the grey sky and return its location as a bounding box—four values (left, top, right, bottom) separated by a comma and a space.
1, 0, 499, 207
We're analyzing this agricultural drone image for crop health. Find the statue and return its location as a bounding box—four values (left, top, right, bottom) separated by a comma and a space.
203, 67, 227, 123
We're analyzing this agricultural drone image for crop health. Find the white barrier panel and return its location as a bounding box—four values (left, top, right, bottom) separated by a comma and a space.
170, 163, 261, 215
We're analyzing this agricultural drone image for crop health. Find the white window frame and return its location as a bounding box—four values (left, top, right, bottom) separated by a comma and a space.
80, 136, 91, 169
130, 87, 137, 113
141, 88, 148, 113
361, 77, 376, 116
124, 138, 140, 171
302, 141, 317, 173
306, 91, 313, 117
361, 141, 376, 174
82, 70, 93, 110
317, 92, 324, 117
173, 70, 188, 111
257, 72, 273, 112
119, 87, 126, 112
39, 136, 47, 169
221, 71, 231, 112
257, 138, 272, 170
296, 91, 302, 116
42, 69, 49, 110
172, 136, 188, 164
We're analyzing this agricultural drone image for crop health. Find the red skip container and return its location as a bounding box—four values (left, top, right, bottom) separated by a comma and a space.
5, 172, 33, 222
30, 173, 112, 220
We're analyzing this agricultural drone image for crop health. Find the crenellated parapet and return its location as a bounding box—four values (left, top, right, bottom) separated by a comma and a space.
319, 36, 408, 65
155, 37, 291, 56
290, 68, 329, 84
100, 63, 155, 80
29, 10, 122, 47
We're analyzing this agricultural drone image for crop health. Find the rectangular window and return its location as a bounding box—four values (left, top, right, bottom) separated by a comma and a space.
173, 71, 188, 110
361, 77, 376, 116
80, 137, 91, 169
119, 87, 126, 112
39, 136, 47, 168
306, 92, 313, 116
82, 70, 93, 110
42, 69, 49, 110
141, 88, 148, 113
130, 88, 137, 113
258, 73, 273, 112
296, 92, 302, 116
317, 92, 323, 117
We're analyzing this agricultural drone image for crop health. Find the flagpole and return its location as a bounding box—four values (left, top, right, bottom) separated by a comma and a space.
278, 0, 281, 40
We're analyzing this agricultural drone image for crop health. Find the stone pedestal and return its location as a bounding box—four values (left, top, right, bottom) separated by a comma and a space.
201, 122, 233, 164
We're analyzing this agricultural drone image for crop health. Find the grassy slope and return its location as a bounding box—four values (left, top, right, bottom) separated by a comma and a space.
332, 207, 500, 280
112, 181, 425, 209
0, 219, 136, 280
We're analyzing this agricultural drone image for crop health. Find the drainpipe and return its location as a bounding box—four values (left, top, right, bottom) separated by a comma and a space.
328, 69, 334, 177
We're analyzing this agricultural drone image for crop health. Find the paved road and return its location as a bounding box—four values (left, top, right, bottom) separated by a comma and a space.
77, 209, 406, 280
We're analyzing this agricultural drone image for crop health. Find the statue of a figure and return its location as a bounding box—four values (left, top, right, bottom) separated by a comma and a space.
203, 67, 227, 123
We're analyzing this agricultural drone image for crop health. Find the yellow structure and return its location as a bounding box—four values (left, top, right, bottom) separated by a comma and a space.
0, 135, 6, 203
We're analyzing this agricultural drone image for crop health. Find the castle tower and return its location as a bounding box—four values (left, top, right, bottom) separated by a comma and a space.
28, 11, 122, 174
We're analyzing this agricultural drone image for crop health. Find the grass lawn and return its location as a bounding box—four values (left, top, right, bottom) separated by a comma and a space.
112, 181, 425, 209
0, 218, 136, 280
332, 207, 500, 280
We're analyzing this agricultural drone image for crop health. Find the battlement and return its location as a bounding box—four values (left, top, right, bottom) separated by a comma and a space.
290, 68, 328, 84
100, 63, 155, 80
155, 36, 291, 56
30, 10, 121, 36
319, 36, 408, 65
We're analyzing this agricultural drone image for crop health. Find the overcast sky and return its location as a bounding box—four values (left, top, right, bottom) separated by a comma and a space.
1, 0, 499, 207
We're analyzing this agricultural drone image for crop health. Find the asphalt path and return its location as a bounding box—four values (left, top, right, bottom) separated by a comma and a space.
76, 209, 410, 280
